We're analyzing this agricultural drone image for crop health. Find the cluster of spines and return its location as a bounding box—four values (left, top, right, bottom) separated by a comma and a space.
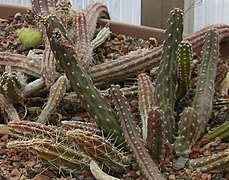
154, 8, 183, 143
44, 15, 126, 147
176, 41, 192, 103
192, 29, 219, 139
137, 73, 155, 141
109, 85, 164, 180
190, 149, 229, 173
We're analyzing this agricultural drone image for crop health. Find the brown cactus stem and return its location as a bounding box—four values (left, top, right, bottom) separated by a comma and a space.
72, 11, 93, 69
109, 85, 164, 180
85, 2, 110, 40
7, 138, 91, 174
0, 94, 20, 122
215, 63, 228, 88
137, 73, 155, 141
23, 77, 46, 97
36, 75, 68, 124
44, 15, 126, 148
89, 25, 229, 86
31, 0, 54, 15
0, 52, 42, 77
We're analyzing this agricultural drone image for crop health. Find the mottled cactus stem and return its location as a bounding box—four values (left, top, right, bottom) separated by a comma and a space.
154, 8, 183, 143
109, 85, 164, 180
190, 149, 229, 173
176, 41, 192, 103
44, 15, 125, 147
137, 73, 155, 142
192, 29, 219, 139
36, 75, 68, 124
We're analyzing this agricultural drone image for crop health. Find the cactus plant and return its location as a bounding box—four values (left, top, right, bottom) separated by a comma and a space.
192, 29, 219, 139
44, 15, 126, 147
109, 85, 164, 180
154, 8, 183, 143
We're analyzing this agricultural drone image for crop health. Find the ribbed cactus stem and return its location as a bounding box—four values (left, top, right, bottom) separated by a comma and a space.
109, 85, 164, 180
154, 8, 183, 142
0, 94, 20, 122
146, 107, 164, 164
7, 138, 91, 174
31, 0, 54, 16
37, 75, 68, 124
44, 15, 126, 147
137, 73, 155, 141
192, 29, 219, 138
190, 149, 229, 173
91, 26, 111, 49
85, 2, 110, 40
202, 121, 229, 142
173, 107, 198, 155
72, 11, 93, 69
176, 41, 192, 103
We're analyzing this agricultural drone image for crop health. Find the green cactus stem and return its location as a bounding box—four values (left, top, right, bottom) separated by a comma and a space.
44, 15, 126, 148
154, 8, 183, 143
7, 138, 91, 174
109, 85, 164, 180
0, 66, 25, 104
176, 41, 192, 103
0, 94, 20, 122
189, 149, 229, 173
192, 29, 219, 139
137, 73, 155, 141
146, 107, 164, 164
36, 75, 68, 124
173, 107, 198, 156
202, 121, 229, 142
90, 160, 121, 180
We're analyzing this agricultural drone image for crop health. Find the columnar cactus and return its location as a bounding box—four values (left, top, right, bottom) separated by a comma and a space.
189, 149, 229, 173
109, 85, 164, 180
176, 41, 192, 103
44, 15, 126, 147
154, 8, 183, 142
137, 73, 155, 141
192, 29, 219, 139
173, 107, 198, 155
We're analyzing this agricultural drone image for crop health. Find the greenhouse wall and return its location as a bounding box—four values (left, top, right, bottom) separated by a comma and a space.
0, 0, 141, 25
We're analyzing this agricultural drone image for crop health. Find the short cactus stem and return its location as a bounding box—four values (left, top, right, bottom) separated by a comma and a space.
91, 26, 111, 49
202, 121, 229, 142
137, 73, 155, 141
146, 107, 164, 164
44, 15, 126, 147
7, 138, 91, 174
215, 63, 228, 90
176, 41, 192, 103
189, 149, 229, 173
192, 29, 219, 138
31, 0, 54, 15
36, 75, 68, 124
173, 107, 198, 156
0, 94, 20, 122
154, 8, 183, 143
109, 85, 164, 180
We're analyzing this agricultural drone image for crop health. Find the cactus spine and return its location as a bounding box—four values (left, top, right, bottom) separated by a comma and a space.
154, 8, 183, 142
192, 29, 219, 139
44, 15, 126, 147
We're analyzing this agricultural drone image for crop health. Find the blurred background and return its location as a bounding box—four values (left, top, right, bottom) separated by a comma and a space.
1, 0, 229, 34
